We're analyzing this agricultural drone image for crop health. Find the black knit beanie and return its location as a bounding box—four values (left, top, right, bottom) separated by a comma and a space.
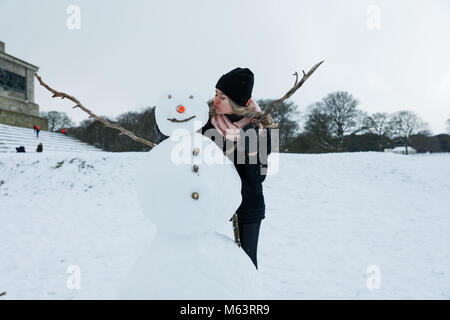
215, 67, 254, 106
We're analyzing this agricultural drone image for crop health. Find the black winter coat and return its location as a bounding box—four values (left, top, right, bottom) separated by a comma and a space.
201, 114, 272, 223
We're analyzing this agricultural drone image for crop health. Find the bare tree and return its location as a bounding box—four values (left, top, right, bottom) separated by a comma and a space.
41, 110, 74, 132
363, 112, 394, 150
319, 91, 366, 152
389, 110, 430, 155
303, 102, 336, 152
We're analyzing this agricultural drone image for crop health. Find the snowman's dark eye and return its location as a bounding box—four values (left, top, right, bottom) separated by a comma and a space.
189, 95, 193, 99
168, 94, 172, 99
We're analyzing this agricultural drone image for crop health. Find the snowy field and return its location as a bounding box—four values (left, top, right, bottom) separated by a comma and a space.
1, 151, 449, 299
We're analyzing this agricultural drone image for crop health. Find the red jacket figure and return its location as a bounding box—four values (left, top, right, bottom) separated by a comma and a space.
34, 125, 40, 138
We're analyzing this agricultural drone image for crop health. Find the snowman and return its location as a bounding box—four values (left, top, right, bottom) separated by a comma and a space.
118, 91, 264, 299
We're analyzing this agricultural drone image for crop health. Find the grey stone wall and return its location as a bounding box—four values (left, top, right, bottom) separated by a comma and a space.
0, 96, 39, 116
0, 85, 25, 101
0, 41, 41, 129
0, 55, 27, 76
0, 109, 48, 131
26, 68, 35, 102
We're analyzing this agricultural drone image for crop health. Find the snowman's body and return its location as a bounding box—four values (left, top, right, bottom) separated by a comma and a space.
119, 229, 262, 299
119, 92, 263, 299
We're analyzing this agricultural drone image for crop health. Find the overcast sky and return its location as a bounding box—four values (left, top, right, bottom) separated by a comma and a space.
1, 0, 449, 133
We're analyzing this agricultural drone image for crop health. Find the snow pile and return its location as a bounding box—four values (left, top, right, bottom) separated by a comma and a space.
392, 146, 417, 154
1, 151, 450, 299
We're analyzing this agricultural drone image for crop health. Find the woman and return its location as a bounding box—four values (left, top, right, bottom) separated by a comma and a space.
201, 67, 277, 269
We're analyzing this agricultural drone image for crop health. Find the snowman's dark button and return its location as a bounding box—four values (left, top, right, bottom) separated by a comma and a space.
193, 165, 199, 173
191, 192, 199, 200
193, 147, 200, 156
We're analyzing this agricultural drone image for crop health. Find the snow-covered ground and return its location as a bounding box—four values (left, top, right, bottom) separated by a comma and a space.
1, 151, 449, 299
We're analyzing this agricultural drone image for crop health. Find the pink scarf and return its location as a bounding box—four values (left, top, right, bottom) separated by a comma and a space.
211, 99, 263, 142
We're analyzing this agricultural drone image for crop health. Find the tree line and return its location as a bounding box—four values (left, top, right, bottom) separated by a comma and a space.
258, 91, 449, 154
42, 91, 450, 153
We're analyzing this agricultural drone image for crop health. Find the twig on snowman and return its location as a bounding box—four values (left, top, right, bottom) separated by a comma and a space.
227, 60, 325, 156
34, 73, 156, 148
254, 60, 324, 127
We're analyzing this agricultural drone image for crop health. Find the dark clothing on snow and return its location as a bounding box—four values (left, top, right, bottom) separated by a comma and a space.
239, 220, 261, 269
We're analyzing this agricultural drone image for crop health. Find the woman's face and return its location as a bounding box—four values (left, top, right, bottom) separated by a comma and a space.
213, 89, 233, 114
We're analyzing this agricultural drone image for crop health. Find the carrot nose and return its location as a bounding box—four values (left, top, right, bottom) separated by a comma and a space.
176, 105, 185, 113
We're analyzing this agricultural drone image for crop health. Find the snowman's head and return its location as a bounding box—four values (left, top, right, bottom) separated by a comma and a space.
155, 91, 209, 137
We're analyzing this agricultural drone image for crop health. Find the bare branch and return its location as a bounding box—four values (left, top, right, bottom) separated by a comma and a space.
293, 72, 299, 87
255, 60, 324, 127
34, 73, 155, 148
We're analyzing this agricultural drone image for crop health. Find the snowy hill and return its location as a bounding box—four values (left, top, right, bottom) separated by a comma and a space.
0, 151, 449, 299
0, 123, 100, 153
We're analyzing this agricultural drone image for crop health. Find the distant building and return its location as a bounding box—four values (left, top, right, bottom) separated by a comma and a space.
0, 41, 48, 130
392, 146, 417, 154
